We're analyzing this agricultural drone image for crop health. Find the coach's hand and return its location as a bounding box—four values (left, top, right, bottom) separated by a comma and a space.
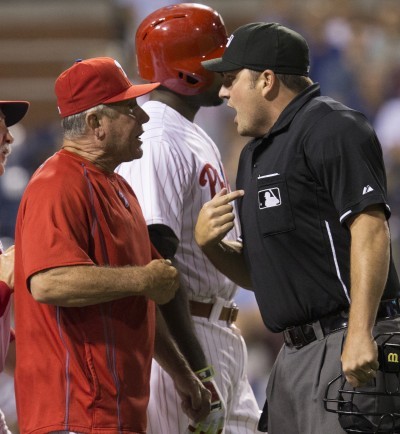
144, 259, 179, 305
186, 365, 225, 434
195, 188, 244, 249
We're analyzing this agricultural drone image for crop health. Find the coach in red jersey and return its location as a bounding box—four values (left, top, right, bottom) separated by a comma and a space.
13, 57, 210, 434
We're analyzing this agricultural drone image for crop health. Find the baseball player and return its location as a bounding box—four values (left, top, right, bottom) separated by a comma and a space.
116, 4, 261, 434
0, 99, 29, 434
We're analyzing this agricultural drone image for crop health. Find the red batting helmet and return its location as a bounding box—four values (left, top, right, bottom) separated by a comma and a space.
135, 3, 228, 96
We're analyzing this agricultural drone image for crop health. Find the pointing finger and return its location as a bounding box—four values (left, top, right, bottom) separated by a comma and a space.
211, 189, 244, 205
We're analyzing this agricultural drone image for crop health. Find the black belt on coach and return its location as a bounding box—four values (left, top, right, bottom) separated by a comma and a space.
283, 298, 400, 350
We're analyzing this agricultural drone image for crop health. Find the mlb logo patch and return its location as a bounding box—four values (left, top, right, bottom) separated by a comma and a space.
258, 187, 281, 209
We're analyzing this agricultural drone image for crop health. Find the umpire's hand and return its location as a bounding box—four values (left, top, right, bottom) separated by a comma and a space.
195, 188, 244, 249
341, 330, 379, 387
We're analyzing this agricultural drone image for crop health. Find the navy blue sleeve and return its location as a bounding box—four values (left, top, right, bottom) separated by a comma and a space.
303, 109, 390, 223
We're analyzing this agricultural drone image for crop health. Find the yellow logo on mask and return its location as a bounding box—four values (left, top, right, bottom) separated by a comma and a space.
388, 352, 399, 363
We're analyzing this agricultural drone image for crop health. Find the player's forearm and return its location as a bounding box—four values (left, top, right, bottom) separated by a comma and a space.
154, 307, 194, 379
149, 226, 209, 370
159, 286, 207, 371
155, 309, 212, 423
201, 240, 253, 289
347, 207, 390, 334
30, 264, 153, 307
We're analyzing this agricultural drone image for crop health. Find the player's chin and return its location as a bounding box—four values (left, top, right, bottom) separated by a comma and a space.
132, 146, 143, 160
204, 96, 224, 108
213, 97, 224, 107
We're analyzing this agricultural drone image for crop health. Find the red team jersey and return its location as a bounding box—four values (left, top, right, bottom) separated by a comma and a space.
14, 150, 157, 434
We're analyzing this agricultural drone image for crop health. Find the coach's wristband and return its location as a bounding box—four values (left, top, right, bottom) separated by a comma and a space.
0, 281, 12, 317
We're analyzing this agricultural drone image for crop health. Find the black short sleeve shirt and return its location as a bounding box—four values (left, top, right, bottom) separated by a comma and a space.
237, 84, 400, 332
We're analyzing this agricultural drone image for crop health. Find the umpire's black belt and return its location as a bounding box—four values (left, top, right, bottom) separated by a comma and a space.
283, 298, 400, 350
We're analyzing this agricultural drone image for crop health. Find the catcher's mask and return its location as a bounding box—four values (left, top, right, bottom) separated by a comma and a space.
324, 332, 400, 433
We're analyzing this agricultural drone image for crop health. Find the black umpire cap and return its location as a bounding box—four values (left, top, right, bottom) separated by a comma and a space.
202, 22, 310, 76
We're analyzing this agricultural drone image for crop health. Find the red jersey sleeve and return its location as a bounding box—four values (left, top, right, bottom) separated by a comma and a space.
17, 165, 94, 284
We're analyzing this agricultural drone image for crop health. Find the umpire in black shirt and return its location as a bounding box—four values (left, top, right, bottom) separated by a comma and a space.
194, 22, 400, 433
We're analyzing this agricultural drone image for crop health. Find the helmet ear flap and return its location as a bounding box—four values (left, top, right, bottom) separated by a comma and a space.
135, 3, 227, 96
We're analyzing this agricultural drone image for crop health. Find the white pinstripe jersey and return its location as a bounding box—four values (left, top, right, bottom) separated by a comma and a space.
117, 101, 239, 302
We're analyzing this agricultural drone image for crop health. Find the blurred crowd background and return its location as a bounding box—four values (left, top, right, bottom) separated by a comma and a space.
1, 0, 400, 431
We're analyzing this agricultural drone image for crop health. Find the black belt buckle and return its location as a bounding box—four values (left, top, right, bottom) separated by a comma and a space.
284, 325, 316, 349
283, 327, 296, 348
319, 310, 348, 335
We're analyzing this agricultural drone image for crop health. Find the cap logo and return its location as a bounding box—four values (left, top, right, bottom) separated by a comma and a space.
226, 34, 234, 47
114, 59, 128, 78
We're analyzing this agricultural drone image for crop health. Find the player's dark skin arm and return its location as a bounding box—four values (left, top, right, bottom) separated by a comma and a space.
154, 307, 211, 422
149, 224, 208, 371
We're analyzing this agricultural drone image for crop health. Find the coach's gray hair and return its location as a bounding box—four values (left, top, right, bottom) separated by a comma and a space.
248, 70, 312, 93
62, 104, 117, 139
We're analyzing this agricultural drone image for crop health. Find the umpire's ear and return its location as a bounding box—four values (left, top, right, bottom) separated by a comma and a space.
261, 69, 278, 100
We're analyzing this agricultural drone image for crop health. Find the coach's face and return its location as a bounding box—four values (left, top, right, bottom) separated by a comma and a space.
104, 99, 150, 166
0, 109, 14, 176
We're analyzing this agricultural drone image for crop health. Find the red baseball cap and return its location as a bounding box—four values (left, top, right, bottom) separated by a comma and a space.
0, 101, 30, 127
55, 57, 160, 117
